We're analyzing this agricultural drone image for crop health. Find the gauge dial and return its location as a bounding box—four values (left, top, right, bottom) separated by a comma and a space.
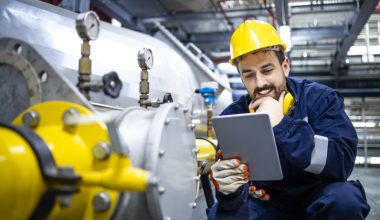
137, 48, 153, 69
76, 11, 100, 41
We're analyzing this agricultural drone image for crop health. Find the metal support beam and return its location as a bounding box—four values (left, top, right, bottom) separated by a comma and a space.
290, 55, 333, 61
193, 26, 345, 43
92, 0, 147, 33
60, 0, 90, 12
290, 2, 356, 15
292, 26, 345, 41
275, 0, 289, 26
291, 43, 338, 50
189, 31, 231, 43
361, 96, 368, 168
331, 0, 379, 75
141, 7, 267, 24
188, 25, 346, 44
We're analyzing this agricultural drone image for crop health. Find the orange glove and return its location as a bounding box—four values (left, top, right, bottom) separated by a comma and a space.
249, 185, 270, 201
210, 150, 248, 195
211, 150, 270, 200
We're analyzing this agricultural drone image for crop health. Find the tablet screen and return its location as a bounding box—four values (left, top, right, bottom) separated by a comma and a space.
212, 113, 283, 181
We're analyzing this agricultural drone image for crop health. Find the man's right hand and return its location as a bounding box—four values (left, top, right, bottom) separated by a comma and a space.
210, 151, 249, 195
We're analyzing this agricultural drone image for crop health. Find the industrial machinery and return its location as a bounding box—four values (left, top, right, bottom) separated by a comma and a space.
0, 1, 229, 217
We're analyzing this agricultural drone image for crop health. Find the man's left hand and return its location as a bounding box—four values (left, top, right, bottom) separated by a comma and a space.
249, 91, 286, 127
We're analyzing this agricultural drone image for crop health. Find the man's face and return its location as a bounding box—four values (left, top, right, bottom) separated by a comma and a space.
237, 50, 290, 101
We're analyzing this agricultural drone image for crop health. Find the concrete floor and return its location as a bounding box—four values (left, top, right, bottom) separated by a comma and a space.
349, 167, 380, 220
192, 166, 380, 219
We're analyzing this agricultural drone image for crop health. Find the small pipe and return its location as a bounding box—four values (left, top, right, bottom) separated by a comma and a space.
206, 104, 213, 139
217, 0, 234, 30
264, 0, 276, 26
361, 97, 368, 168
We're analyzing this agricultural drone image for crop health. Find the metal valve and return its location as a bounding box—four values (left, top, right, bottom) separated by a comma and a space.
195, 82, 218, 138
137, 48, 174, 108
75, 11, 122, 100
162, 93, 173, 103
102, 71, 122, 98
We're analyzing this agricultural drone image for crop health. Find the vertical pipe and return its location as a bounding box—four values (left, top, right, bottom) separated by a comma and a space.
365, 23, 370, 62
78, 40, 91, 100
200, 174, 215, 208
361, 97, 368, 168
207, 104, 213, 139
377, 19, 380, 46
138, 69, 150, 108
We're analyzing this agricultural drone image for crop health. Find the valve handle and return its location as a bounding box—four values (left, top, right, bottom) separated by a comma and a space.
102, 71, 122, 98
162, 93, 173, 103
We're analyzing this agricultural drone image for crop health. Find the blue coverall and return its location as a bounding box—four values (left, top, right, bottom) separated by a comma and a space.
208, 78, 370, 219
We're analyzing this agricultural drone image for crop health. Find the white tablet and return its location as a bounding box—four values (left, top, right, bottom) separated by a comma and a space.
212, 113, 283, 181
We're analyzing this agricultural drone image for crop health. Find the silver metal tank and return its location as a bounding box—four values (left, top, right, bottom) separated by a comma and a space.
0, 1, 218, 219
0, 0, 231, 110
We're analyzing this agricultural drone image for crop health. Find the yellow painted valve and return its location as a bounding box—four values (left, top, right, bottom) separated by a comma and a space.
0, 125, 47, 220
0, 101, 151, 220
196, 138, 217, 162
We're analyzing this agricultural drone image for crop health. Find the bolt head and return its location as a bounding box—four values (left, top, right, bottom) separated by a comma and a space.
62, 108, 80, 126
174, 103, 180, 110
22, 111, 40, 128
93, 142, 111, 160
93, 192, 111, 212
192, 148, 200, 154
164, 119, 171, 125
188, 123, 196, 130
158, 149, 165, 157
57, 195, 72, 208
158, 186, 166, 195
190, 202, 197, 208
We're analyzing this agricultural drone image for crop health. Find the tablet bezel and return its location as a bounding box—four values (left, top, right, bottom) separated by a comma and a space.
212, 113, 283, 181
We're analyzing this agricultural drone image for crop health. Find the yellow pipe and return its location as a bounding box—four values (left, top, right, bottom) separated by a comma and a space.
10, 101, 150, 220
81, 154, 149, 192
0, 127, 47, 220
196, 139, 216, 162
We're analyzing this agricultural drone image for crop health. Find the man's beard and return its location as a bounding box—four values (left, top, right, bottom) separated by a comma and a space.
252, 82, 286, 101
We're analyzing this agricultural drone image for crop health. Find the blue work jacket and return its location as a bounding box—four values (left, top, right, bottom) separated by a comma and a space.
215, 77, 358, 209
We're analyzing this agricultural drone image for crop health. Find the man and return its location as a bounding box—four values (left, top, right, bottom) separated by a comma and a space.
208, 20, 370, 219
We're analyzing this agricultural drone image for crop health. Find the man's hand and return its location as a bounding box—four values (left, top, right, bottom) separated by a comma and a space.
210, 151, 248, 195
249, 185, 270, 201
210, 150, 271, 200
249, 91, 286, 127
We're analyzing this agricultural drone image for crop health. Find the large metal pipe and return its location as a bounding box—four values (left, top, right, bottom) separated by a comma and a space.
0, 0, 231, 111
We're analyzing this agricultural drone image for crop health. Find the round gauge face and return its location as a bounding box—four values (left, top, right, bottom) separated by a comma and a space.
76, 11, 100, 41
137, 48, 153, 69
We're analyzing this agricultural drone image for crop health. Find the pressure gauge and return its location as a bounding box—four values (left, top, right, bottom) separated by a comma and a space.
76, 11, 100, 41
137, 48, 153, 69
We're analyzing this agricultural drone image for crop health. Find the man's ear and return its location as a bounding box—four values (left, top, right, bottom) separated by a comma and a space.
282, 57, 290, 77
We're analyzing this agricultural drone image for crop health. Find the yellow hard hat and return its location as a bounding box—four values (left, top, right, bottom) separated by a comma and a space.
229, 20, 287, 66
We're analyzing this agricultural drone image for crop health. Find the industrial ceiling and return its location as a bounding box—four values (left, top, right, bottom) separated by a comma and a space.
70, 0, 378, 97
